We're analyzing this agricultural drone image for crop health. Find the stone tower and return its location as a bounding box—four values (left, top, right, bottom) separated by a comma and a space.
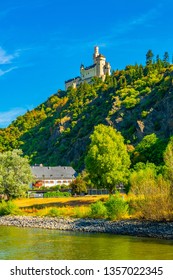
93, 46, 99, 63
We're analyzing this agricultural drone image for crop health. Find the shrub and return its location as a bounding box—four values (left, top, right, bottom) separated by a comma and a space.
47, 207, 61, 217
129, 166, 173, 220
47, 185, 62, 191
73, 206, 90, 218
43, 191, 71, 198
90, 201, 107, 219
104, 195, 129, 220
69, 177, 87, 195
0, 201, 21, 216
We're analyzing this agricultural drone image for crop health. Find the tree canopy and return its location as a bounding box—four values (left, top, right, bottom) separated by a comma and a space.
164, 137, 173, 184
0, 51, 173, 171
85, 124, 131, 193
0, 149, 33, 199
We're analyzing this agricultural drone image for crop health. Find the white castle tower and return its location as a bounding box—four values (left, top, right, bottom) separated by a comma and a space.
93, 46, 99, 63
65, 46, 111, 90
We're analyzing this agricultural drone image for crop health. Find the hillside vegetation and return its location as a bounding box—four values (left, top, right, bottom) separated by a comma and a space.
0, 51, 173, 171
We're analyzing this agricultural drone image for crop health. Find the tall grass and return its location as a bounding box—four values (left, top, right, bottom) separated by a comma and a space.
130, 168, 173, 221
35, 205, 90, 218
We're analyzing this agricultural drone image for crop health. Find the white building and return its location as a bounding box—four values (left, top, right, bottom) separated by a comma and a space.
31, 165, 77, 188
65, 46, 111, 90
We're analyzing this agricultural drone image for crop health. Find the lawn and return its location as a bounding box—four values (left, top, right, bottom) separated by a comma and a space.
15, 195, 109, 209
14, 195, 132, 219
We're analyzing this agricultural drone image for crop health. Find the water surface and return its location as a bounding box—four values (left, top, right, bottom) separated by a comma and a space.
0, 226, 173, 260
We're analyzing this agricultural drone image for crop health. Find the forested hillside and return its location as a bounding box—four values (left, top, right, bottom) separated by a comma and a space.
1, 50, 173, 171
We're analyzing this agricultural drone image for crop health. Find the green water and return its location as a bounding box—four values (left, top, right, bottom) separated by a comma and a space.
0, 226, 173, 260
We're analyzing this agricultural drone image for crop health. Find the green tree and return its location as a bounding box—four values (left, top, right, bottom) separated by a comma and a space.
132, 134, 166, 165
163, 51, 169, 67
70, 176, 87, 195
156, 54, 163, 70
164, 137, 173, 184
0, 149, 33, 200
146, 49, 154, 65
85, 124, 131, 193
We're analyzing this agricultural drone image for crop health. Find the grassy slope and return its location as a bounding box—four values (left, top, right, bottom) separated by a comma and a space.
15, 195, 109, 208
14, 195, 110, 218
1, 63, 173, 171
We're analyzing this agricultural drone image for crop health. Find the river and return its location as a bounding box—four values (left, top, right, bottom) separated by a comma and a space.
0, 226, 173, 260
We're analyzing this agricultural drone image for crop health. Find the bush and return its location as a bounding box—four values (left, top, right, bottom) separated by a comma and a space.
47, 207, 61, 217
73, 206, 90, 218
129, 166, 173, 220
70, 177, 87, 195
43, 191, 71, 198
0, 201, 21, 216
104, 195, 129, 220
47, 185, 62, 191
90, 201, 107, 219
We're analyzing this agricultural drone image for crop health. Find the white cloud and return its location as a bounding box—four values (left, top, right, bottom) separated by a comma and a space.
0, 47, 19, 65
0, 108, 26, 127
54, 6, 161, 58
0, 67, 18, 77
0, 47, 20, 77
88, 6, 161, 49
130, 8, 159, 27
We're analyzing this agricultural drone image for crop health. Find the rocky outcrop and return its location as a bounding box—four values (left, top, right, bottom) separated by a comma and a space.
0, 215, 173, 239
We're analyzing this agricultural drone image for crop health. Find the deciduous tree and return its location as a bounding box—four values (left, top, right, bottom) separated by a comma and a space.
164, 137, 173, 184
0, 149, 33, 200
85, 124, 131, 193
70, 176, 87, 195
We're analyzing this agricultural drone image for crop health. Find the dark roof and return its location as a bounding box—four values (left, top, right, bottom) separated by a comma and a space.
65, 76, 80, 83
98, 54, 105, 58
31, 166, 77, 179
84, 64, 96, 70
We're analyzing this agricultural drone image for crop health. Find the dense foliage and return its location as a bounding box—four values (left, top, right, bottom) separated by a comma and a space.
69, 177, 87, 195
90, 195, 129, 220
0, 150, 33, 199
0, 201, 21, 216
43, 191, 71, 198
85, 124, 130, 193
0, 50, 173, 172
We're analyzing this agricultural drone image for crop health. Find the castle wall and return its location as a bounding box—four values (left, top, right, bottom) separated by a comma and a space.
65, 80, 75, 90
80, 65, 97, 81
96, 56, 106, 77
65, 77, 81, 90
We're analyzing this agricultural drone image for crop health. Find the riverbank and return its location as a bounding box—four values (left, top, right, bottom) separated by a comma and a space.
0, 215, 173, 239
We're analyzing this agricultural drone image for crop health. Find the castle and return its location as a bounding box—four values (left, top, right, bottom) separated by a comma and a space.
65, 46, 111, 90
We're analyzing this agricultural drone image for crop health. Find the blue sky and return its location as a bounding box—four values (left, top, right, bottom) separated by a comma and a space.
0, 0, 173, 127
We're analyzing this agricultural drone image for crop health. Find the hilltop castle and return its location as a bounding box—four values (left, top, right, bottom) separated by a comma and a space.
65, 46, 111, 90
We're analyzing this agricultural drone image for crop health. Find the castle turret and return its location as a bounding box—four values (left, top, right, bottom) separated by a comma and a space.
104, 62, 111, 76
96, 54, 106, 77
80, 64, 85, 80
93, 46, 99, 63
